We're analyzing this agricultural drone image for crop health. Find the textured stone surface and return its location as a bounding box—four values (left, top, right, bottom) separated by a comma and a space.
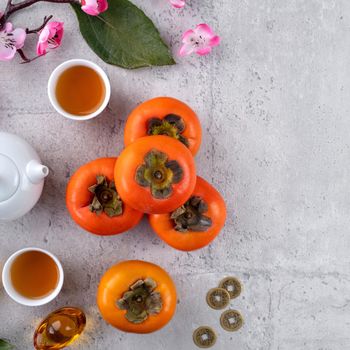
1, 0, 350, 349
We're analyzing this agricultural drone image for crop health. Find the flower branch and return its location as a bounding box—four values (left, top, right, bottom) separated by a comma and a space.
9, 16, 60, 63
26, 15, 53, 34
0, 0, 108, 62
0, 0, 77, 29
16, 48, 30, 62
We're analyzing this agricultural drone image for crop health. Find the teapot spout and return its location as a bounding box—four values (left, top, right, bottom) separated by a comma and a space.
26, 160, 49, 184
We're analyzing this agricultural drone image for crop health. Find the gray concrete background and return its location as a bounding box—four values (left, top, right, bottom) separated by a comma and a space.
1, 0, 350, 349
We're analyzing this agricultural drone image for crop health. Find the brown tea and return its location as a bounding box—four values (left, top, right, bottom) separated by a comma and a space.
10, 251, 59, 299
55, 65, 106, 116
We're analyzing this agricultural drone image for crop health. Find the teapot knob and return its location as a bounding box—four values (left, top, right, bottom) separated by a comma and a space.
26, 160, 49, 184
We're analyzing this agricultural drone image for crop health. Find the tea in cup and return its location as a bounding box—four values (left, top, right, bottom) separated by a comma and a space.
2, 247, 64, 306
48, 59, 111, 120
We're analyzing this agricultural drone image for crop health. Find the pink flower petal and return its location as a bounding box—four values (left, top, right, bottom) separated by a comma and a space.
179, 43, 194, 56
12, 28, 26, 49
38, 26, 50, 44
196, 23, 214, 38
81, 6, 98, 15
81, 0, 99, 15
170, 0, 185, 8
0, 44, 16, 61
98, 0, 108, 13
196, 47, 212, 56
50, 22, 64, 46
4, 22, 13, 32
210, 35, 220, 47
182, 29, 194, 42
37, 41, 48, 56
81, 0, 108, 16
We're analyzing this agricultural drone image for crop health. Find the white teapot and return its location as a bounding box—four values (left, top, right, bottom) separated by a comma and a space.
0, 132, 49, 221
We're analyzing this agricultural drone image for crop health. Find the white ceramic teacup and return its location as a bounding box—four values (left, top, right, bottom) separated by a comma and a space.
47, 58, 111, 121
2, 247, 64, 306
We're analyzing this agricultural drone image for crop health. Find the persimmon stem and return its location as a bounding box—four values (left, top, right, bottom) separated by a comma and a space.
0, 0, 79, 29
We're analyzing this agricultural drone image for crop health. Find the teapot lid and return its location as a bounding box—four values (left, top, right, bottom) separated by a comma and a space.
0, 153, 20, 202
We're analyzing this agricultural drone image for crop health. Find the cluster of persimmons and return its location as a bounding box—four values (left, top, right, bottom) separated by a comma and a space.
66, 96, 227, 251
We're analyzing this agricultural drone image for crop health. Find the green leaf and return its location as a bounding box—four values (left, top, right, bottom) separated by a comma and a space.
0, 339, 14, 350
71, 0, 175, 69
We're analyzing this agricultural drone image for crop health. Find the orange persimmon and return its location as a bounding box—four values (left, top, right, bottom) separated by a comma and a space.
114, 135, 196, 214
149, 176, 226, 251
97, 260, 177, 333
66, 158, 143, 236
124, 97, 202, 156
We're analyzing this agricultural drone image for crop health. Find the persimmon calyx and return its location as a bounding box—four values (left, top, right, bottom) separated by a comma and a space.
116, 278, 163, 324
135, 149, 183, 199
147, 114, 189, 147
171, 196, 212, 232
88, 175, 123, 217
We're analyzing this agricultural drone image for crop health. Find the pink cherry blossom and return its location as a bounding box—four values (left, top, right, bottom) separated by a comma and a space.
179, 23, 220, 57
36, 21, 64, 56
170, 0, 185, 8
0, 22, 26, 61
81, 0, 108, 16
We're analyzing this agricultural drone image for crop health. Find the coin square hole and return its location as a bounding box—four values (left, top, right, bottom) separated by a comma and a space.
228, 317, 236, 325
215, 295, 221, 302
227, 285, 234, 291
201, 334, 209, 341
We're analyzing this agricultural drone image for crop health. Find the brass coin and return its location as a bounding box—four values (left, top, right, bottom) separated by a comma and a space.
206, 288, 230, 310
219, 277, 242, 299
193, 326, 217, 348
220, 309, 244, 332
